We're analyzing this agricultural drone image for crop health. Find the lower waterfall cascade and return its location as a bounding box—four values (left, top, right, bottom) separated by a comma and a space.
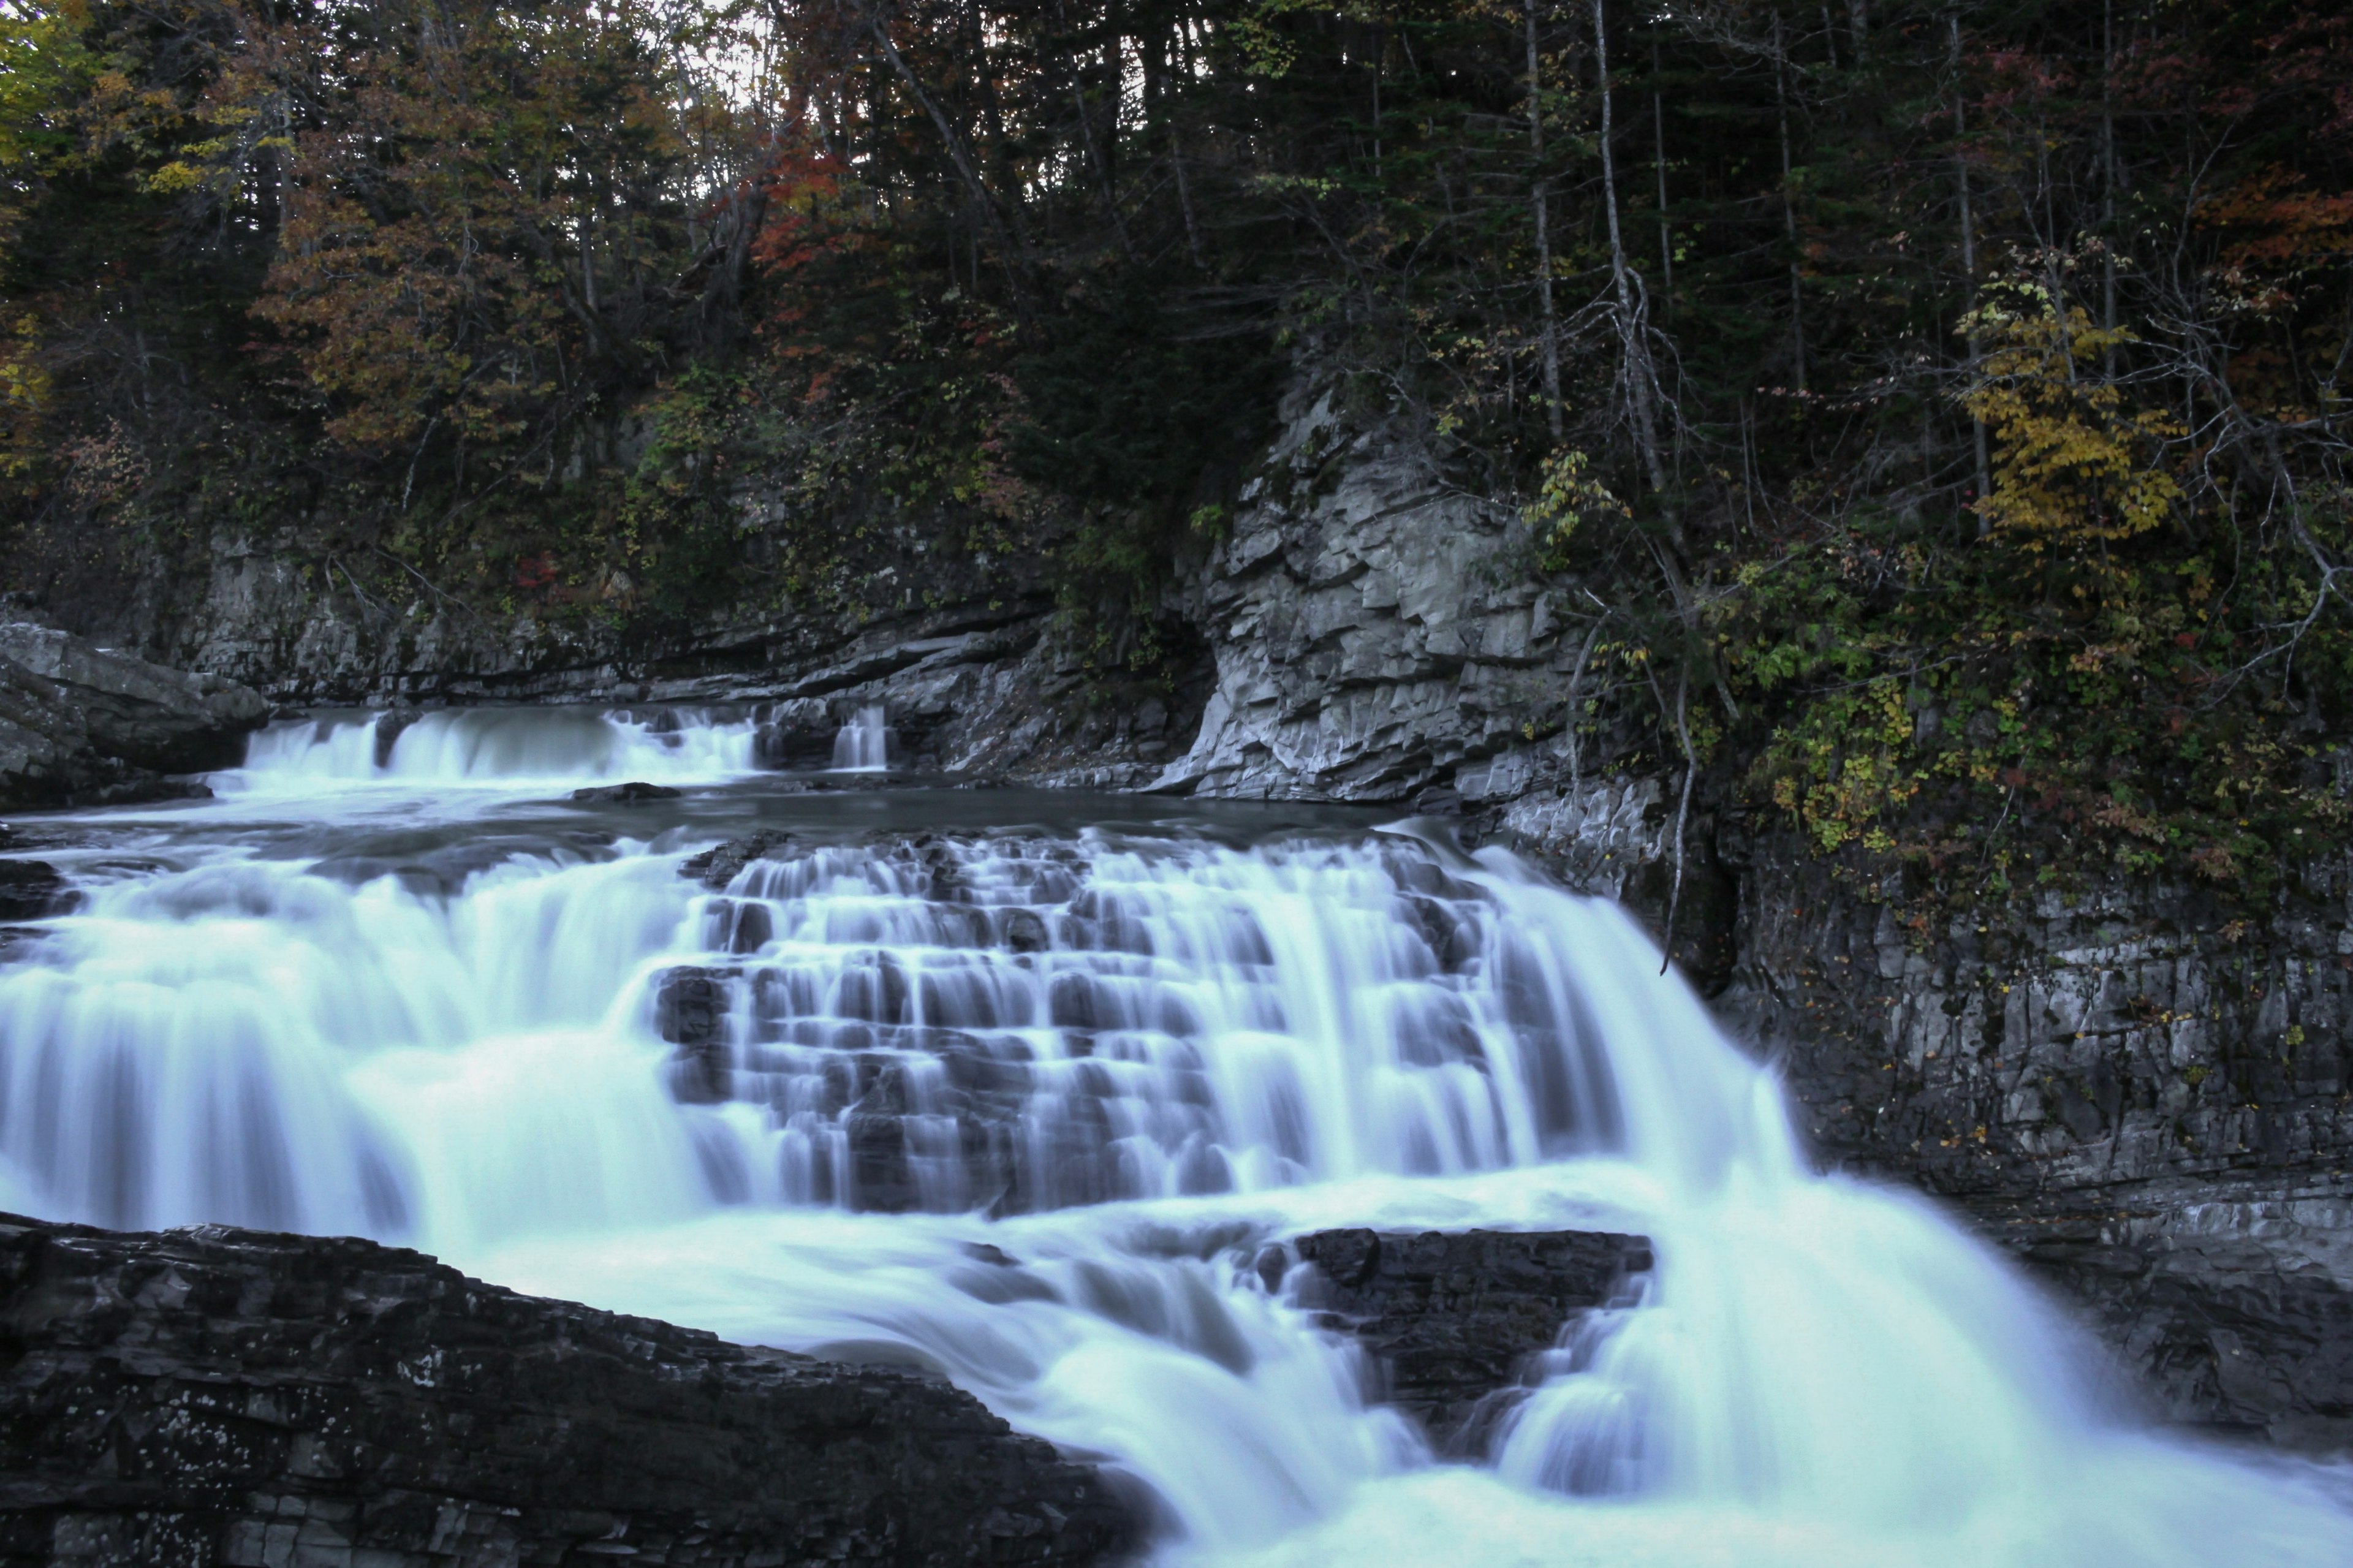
0, 706, 2346, 1566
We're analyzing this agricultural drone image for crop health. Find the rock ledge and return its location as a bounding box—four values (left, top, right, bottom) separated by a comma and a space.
0, 1214, 1134, 1567
1287, 1227, 1652, 1453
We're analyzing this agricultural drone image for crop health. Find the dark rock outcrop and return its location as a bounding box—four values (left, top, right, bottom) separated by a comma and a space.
0, 623, 267, 808
570, 781, 683, 803
0, 1213, 1135, 1568
1286, 1228, 1652, 1453
655, 965, 735, 1104
755, 699, 847, 769
1976, 1194, 2353, 1450
0, 860, 73, 922
680, 830, 797, 890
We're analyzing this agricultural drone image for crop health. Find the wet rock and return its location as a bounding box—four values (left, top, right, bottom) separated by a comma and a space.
754, 698, 838, 769
655, 966, 732, 1104
680, 830, 796, 889
570, 780, 683, 803
1004, 908, 1051, 953
1287, 1227, 1653, 1453
370, 706, 422, 767
711, 897, 775, 954
0, 860, 74, 922
1981, 1194, 2353, 1451
0, 1213, 1135, 1567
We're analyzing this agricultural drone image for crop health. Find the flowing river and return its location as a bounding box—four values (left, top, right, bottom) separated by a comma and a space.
0, 705, 2346, 1566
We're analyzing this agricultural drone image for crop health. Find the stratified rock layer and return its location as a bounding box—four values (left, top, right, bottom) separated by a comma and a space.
0, 1215, 1134, 1568
1716, 842, 2353, 1450
1287, 1228, 1652, 1453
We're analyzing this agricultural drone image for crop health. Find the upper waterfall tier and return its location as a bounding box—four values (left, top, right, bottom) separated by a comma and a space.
235, 706, 768, 785
0, 828, 1786, 1243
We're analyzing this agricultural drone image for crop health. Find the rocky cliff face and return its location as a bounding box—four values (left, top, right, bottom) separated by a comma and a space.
61, 379, 1602, 802
94, 521, 1193, 790
1715, 841, 2353, 1450
1145, 388, 1574, 808
0, 1214, 1134, 1568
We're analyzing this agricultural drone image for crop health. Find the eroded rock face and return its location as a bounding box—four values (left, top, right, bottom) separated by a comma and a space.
88, 512, 1199, 788
0, 860, 73, 922
1719, 847, 2353, 1202
0, 623, 267, 808
1284, 1228, 1653, 1455
0, 1214, 1135, 1568
1149, 390, 1583, 806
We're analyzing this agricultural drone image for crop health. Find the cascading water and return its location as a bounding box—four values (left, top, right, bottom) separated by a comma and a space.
830, 702, 892, 771
0, 708, 2346, 1566
234, 704, 770, 787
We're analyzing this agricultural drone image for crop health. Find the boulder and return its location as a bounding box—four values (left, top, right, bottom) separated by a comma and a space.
0, 623, 267, 808
0, 1213, 1135, 1567
0, 860, 73, 922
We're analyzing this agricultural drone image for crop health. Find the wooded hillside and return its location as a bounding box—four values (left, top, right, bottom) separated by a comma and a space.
2, 0, 2349, 884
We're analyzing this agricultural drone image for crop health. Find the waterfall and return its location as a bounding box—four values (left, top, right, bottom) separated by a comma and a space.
233, 706, 766, 787
830, 703, 892, 771
0, 707, 2343, 1567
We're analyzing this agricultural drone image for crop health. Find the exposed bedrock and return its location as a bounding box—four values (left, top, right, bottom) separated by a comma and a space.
1145, 390, 1573, 808
91, 526, 1199, 790
0, 1214, 1135, 1568
1282, 1229, 1653, 1456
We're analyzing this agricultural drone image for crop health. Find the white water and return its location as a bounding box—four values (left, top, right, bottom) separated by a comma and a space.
233, 705, 770, 787
0, 711, 2344, 1566
831, 702, 892, 771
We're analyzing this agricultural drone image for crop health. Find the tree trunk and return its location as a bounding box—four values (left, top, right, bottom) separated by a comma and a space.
1526, 0, 1563, 440
1652, 38, 1672, 309
1774, 10, 1806, 393
1593, 0, 1663, 497
2101, 0, 2118, 376
1950, 14, 1990, 521
863, 6, 1033, 308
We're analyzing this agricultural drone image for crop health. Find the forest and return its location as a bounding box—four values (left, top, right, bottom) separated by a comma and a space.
1, 0, 2349, 886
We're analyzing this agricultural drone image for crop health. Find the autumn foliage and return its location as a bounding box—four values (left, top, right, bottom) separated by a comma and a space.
0, 0, 2349, 879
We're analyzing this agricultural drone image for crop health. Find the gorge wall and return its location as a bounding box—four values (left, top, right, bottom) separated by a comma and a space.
19, 374, 2353, 1456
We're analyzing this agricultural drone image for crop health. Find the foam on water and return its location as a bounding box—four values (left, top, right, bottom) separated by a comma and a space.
0, 708, 2344, 1566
